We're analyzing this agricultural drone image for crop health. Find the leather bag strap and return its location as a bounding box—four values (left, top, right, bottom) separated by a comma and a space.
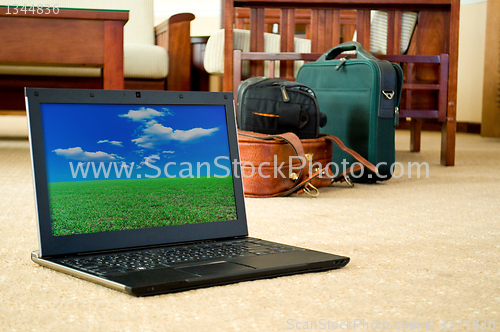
237, 130, 378, 197
238, 130, 309, 189
320, 134, 379, 174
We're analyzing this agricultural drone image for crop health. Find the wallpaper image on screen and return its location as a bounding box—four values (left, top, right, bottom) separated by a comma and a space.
40, 103, 237, 236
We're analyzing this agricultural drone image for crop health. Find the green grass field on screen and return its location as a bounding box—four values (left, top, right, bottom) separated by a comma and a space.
48, 177, 237, 236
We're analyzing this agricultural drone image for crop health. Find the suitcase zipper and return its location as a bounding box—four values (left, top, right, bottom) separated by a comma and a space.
252, 112, 279, 118
267, 81, 321, 133
279, 84, 321, 131
280, 85, 290, 102
335, 55, 351, 70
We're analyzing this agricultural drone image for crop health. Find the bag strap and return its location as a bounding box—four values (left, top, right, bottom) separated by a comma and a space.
238, 130, 309, 190
295, 163, 364, 196
320, 134, 379, 174
392, 63, 404, 127
290, 134, 379, 196
238, 130, 379, 197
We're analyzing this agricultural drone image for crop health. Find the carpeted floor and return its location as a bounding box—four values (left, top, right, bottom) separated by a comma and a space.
1, 116, 499, 331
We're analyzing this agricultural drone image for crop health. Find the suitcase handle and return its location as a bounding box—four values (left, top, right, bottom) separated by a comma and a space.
318, 41, 379, 62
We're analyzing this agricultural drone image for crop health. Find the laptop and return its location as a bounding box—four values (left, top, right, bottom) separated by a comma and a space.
25, 87, 349, 296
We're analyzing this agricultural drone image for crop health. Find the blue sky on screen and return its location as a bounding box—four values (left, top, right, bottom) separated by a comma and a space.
40, 104, 233, 182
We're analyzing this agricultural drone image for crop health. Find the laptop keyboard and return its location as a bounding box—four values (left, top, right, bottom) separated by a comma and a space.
58, 239, 305, 276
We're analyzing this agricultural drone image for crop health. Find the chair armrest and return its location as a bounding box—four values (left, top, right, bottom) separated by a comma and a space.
155, 13, 195, 91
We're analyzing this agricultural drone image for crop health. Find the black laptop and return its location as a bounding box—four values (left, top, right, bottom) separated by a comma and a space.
25, 88, 349, 296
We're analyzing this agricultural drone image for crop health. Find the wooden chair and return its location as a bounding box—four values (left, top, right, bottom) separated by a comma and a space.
223, 0, 460, 166
232, 50, 321, 95
234, 8, 357, 42
379, 54, 449, 153
234, 51, 449, 140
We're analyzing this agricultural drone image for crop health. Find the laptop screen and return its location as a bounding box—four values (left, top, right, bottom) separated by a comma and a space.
41, 103, 237, 236
26, 89, 248, 257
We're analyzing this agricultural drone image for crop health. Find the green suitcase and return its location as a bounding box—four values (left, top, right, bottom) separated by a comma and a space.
296, 41, 403, 182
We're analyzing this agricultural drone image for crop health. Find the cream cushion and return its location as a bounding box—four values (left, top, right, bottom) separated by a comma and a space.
204, 29, 311, 78
0, 0, 168, 79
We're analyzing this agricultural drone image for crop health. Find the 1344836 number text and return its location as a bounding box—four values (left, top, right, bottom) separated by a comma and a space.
4, 4, 60, 15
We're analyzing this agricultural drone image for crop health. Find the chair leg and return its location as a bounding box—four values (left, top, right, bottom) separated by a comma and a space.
440, 118, 456, 166
410, 119, 422, 152
208, 75, 223, 92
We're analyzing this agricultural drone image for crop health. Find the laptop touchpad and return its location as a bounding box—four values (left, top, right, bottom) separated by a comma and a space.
175, 261, 255, 276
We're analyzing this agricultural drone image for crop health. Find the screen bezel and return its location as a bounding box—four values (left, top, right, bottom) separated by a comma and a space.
26, 88, 248, 257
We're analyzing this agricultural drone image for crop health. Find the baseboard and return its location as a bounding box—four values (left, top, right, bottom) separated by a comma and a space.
0, 110, 26, 116
397, 121, 481, 134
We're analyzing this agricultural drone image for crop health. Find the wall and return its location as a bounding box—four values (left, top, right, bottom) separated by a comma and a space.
153, 0, 221, 37
456, 0, 487, 123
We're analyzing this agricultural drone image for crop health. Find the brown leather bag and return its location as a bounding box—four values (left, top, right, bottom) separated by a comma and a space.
238, 130, 378, 197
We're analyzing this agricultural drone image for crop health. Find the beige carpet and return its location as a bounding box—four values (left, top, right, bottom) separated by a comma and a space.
1, 117, 499, 331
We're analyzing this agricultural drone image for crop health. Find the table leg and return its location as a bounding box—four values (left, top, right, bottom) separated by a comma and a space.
103, 20, 124, 90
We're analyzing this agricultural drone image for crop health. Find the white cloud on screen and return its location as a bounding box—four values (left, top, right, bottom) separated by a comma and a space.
52, 147, 120, 162
97, 140, 123, 147
132, 122, 219, 149
119, 107, 165, 122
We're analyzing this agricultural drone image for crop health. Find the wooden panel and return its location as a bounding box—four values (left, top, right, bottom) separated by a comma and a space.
235, 8, 313, 27
386, 11, 403, 55
442, 0, 459, 166
166, 18, 193, 91
316, 10, 326, 51
103, 20, 124, 89
331, 10, 341, 47
125, 79, 165, 91
310, 10, 320, 52
250, 8, 265, 76
156, 13, 195, 91
0, 110, 26, 115
280, 9, 295, 77
393, 11, 403, 54
0, 7, 128, 114
0, 76, 103, 110
223, 0, 234, 91
356, 10, 371, 50
0, 6, 129, 20
0, 17, 104, 66
481, 0, 500, 137
280, 9, 295, 52
410, 120, 422, 152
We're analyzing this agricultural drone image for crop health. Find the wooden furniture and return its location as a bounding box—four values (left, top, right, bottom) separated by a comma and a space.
234, 8, 356, 41
223, 0, 460, 166
234, 51, 449, 130
0, 7, 128, 113
0, 7, 194, 113
380, 54, 450, 149
190, 36, 211, 91
155, 13, 195, 92
232, 50, 320, 94
481, 0, 500, 137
